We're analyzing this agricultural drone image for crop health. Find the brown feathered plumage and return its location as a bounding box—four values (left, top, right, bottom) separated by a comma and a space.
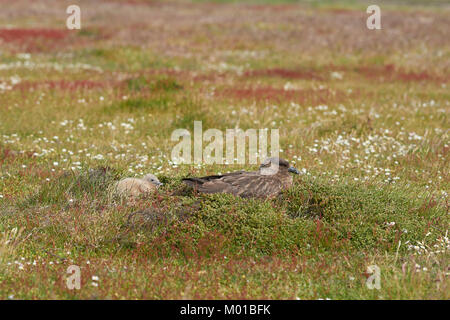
114, 174, 162, 199
182, 157, 299, 199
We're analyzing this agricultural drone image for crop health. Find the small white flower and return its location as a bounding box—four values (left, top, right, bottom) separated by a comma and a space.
331, 71, 343, 80
92, 275, 99, 281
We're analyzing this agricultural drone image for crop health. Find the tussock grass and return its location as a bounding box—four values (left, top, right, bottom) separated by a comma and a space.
0, 0, 448, 299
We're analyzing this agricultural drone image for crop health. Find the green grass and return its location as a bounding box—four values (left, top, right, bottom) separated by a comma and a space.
0, 0, 448, 299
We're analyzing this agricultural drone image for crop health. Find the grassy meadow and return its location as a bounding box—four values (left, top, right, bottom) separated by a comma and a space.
0, 0, 448, 299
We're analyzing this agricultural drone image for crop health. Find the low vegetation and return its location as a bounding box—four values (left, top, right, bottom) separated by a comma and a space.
0, 0, 448, 299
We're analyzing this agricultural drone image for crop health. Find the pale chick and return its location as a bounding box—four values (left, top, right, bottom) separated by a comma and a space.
114, 174, 163, 199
